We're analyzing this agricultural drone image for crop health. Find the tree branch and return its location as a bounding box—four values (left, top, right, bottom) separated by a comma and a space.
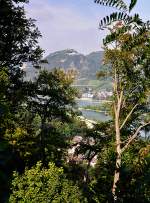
118, 90, 123, 113
121, 121, 150, 153
120, 104, 138, 130
114, 68, 120, 102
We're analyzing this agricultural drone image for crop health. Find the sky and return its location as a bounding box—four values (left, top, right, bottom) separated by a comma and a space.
25, 0, 150, 56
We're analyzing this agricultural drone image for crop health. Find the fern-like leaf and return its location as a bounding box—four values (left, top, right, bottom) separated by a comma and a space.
99, 12, 143, 30
94, 0, 127, 11
103, 26, 130, 45
129, 0, 137, 12
99, 12, 131, 29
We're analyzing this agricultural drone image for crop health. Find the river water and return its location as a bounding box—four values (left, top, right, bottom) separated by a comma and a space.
76, 99, 111, 122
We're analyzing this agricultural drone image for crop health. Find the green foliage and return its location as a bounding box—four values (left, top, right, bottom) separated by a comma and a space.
0, 0, 43, 136
90, 1, 150, 201
88, 146, 115, 202
76, 121, 113, 168
94, 0, 127, 11
94, 0, 137, 12
0, 0, 43, 68
9, 161, 86, 203
29, 69, 77, 122
83, 105, 106, 112
24, 69, 78, 165
1, 0, 150, 202
0, 0, 43, 201
95, 0, 140, 33
84, 140, 150, 203
129, 0, 137, 12
116, 141, 150, 203
0, 68, 9, 134
101, 4, 150, 198
4, 108, 40, 166
99, 12, 130, 30
0, 140, 14, 203
1, 68, 78, 168
96, 0, 149, 133
74, 78, 112, 91
103, 29, 150, 131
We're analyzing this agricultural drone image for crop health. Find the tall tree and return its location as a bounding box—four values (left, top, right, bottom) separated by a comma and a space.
27, 69, 78, 165
0, 0, 43, 201
0, 0, 43, 128
95, 0, 150, 201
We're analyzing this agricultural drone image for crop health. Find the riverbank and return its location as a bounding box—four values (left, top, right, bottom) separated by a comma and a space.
76, 98, 111, 121
78, 107, 108, 114
76, 98, 112, 103
78, 116, 96, 129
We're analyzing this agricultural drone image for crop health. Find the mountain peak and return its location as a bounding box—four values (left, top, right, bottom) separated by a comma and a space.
25, 49, 105, 81
47, 49, 79, 57
43, 49, 104, 79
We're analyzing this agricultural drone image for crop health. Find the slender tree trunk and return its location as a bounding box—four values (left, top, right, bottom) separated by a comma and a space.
112, 112, 121, 201
112, 69, 122, 201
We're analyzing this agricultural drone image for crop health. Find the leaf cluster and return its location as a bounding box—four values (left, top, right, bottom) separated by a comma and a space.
9, 162, 86, 203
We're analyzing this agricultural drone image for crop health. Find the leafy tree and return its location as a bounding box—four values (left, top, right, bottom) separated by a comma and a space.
0, 0, 42, 68
0, 0, 43, 155
75, 123, 150, 202
75, 121, 114, 201
25, 69, 78, 165
104, 18, 150, 202
94, 0, 137, 12
87, 139, 150, 203
0, 0, 43, 201
116, 141, 150, 203
0, 68, 9, 134
4, 107, 40, 167
9, 161, 86, 203
2, 68, 78, 168
0, 68, 14, 202
95, 0, 150, 200
0, 140, 14, 203
0, 0, 43, 134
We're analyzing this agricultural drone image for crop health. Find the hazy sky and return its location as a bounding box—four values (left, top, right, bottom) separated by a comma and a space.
25, 0, 150, 56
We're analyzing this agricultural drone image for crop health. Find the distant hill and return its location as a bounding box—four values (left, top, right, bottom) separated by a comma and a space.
42, 49, 104, 79
23, 49, 112, 90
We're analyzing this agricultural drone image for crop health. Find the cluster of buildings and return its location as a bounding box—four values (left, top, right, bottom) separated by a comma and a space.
82, 88, 113, 100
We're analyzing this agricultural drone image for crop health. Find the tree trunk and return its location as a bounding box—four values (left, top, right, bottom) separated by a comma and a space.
112, 143, 121, 201
112, 99, 122, 201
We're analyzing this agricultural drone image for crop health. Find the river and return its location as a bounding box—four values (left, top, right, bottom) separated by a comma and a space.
76, 99, 150, 137
76, 98, 111, 122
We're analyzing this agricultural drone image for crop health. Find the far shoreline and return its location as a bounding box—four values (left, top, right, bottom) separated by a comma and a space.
76, 97, 112, 103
